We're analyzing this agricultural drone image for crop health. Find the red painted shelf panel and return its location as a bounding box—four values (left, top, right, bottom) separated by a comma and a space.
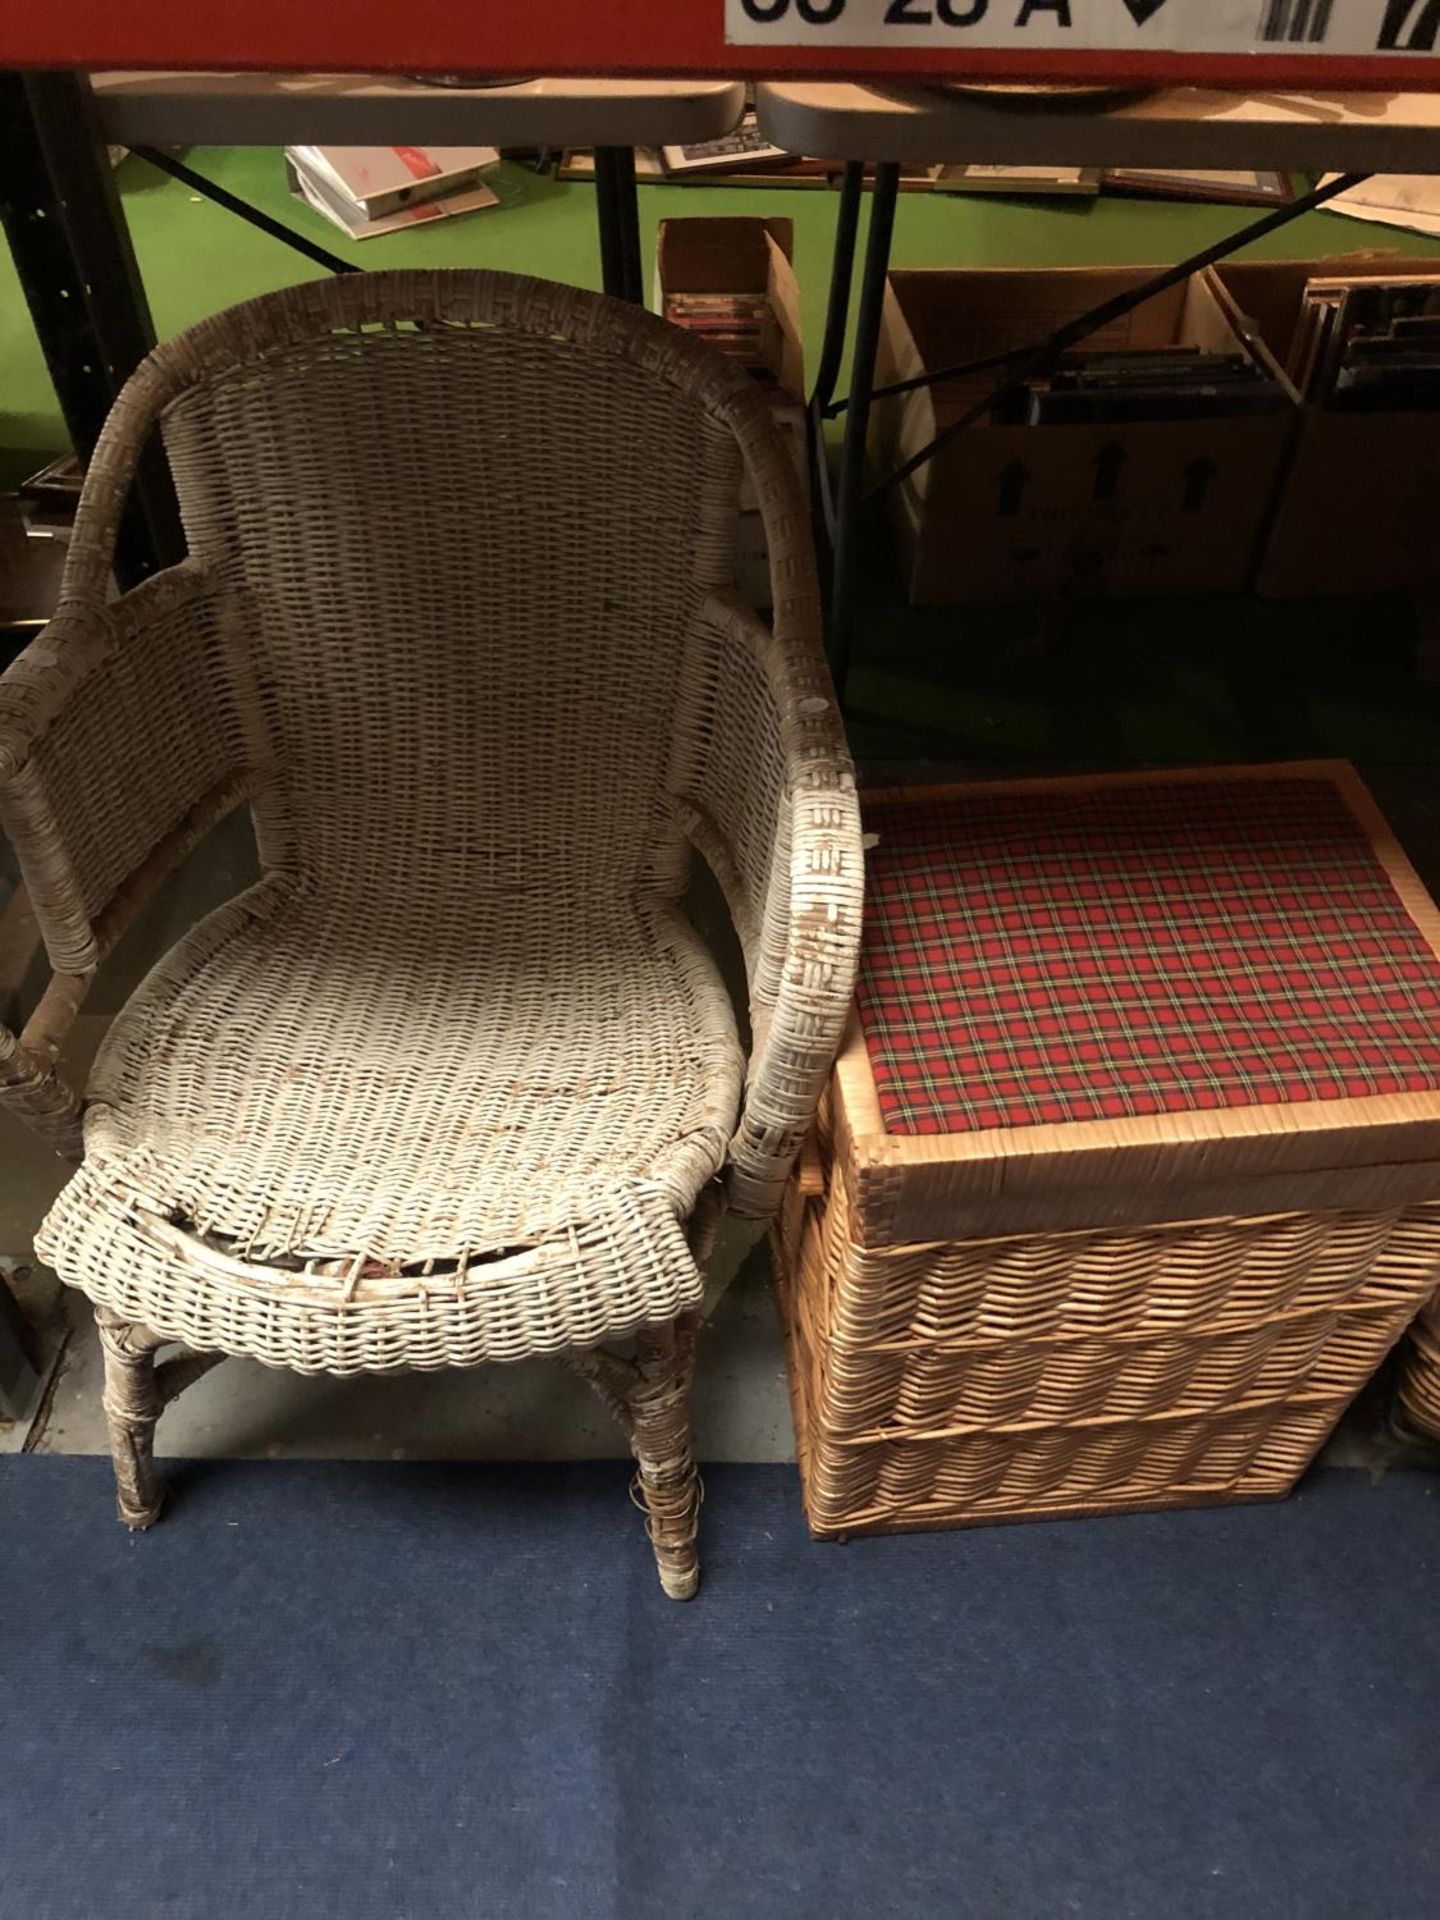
5, 1, 1440, 90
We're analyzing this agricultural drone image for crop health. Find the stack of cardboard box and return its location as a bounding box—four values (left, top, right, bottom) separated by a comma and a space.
655, 218, 810, 609
872, 266, 1295, 605
1214, 255, 1440, 597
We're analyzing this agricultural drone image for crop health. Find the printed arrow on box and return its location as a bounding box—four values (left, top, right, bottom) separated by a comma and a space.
996, 461, 1032, 518
1181, 454, 1218, 511
1092, 442, 1127, 503
1120, 0, 1172, 25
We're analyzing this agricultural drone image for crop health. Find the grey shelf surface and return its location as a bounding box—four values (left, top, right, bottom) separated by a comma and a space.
92, 72, 747, 150
756, 81, 1440, 171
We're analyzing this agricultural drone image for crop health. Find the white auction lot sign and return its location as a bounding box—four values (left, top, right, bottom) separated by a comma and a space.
726, 0, 1440, 57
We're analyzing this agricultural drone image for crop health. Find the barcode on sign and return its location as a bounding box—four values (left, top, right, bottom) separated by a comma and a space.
1258, 0, 1335, 39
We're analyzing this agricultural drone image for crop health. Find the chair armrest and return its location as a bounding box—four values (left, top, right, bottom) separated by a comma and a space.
0, 563, 252, 1158
671, 592, 863, 1220
0, 561, 251, 978
0, 949, 88, 1163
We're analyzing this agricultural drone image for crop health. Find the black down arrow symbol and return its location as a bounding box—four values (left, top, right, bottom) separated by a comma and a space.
1120, 0, 1171, 23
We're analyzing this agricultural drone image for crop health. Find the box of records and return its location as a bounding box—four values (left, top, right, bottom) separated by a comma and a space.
872, 266, 1297, 604
1213, 255, 1440, 596
655, 217, 809, 608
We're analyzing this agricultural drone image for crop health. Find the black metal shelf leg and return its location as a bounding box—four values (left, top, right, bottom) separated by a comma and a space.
813, 160, 865, 420
594, 146, 644, 304
808, 159, 866, 565
828, 162, 900, 703
0, 72, 183, 589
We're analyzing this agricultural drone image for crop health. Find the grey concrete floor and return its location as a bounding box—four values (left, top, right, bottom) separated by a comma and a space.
0, 811, 798, 1464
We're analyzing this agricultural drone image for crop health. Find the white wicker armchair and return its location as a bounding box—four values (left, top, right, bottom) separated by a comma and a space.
0, 272, 862, 1598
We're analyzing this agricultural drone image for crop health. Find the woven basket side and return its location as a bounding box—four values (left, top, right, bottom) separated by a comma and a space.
1394, 1295, 1440, 1440
778, 1155, 1440, 1537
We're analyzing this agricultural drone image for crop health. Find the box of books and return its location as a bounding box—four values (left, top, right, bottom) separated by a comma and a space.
872, 266, 1297, 605
1213, 255, 1440, 596
287, 145, 500, 220
289, 162, 498, 242
286, 146, 500, 242
655, 217, 808, 608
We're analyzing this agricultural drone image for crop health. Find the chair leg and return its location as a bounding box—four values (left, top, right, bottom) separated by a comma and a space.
629, 1313, 702, 1602
95, 1306, 166, 1529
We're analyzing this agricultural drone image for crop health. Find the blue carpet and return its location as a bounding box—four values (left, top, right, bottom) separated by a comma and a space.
4, 1457, 1438, 1920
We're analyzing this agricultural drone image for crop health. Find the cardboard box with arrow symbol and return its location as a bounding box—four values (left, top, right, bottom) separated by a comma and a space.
1212, 254, 1440, 596
872, 265, 1297, 604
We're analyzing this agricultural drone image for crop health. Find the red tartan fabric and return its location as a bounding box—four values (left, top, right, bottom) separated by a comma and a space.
856, 776, 1440, 1138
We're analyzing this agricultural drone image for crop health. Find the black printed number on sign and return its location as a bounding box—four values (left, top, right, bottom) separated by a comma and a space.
739, 0, 849, 20
739, 0, 1031, 19
735, 0, 1440, 47
889, 0, 992, 19
738, 1, 1184, 26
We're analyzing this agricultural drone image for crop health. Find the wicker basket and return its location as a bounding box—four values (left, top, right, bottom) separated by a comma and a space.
1392, 1299, 1440, 1442
774, 763, 1440, 1539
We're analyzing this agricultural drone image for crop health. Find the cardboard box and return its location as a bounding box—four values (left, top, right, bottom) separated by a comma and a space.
872, 266, 1297, 605
1212, 254, 1440, 597
655, 217, 808, 608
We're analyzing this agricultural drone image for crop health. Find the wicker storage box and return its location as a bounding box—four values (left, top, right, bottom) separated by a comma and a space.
775, 763, 1440, 1539
1393, 1300, 1440, 1442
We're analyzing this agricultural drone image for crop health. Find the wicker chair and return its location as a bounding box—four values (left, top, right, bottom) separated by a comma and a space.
0, 272, 862, 1598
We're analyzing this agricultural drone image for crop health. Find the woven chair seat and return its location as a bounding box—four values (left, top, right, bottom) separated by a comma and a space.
39, 879, 743, 1372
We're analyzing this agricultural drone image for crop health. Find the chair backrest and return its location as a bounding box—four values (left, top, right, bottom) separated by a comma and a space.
108, 273, 811, 908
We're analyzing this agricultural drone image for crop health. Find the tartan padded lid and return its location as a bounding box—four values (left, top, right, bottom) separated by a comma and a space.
855, 769, 1440, 1140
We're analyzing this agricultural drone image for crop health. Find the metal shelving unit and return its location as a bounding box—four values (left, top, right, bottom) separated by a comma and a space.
755, 83, 1440, 692
4, 11, 1440, 648
0, 72, 747, 580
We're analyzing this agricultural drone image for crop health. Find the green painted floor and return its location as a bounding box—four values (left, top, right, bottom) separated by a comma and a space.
5, 148, 1440, 763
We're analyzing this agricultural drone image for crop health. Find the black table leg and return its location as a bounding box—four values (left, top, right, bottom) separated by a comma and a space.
812, 160, 865, 420
594, 146, 644, 304
808, 159, 866, 565
0, 72, 183, 590
828, 161, 900, 702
